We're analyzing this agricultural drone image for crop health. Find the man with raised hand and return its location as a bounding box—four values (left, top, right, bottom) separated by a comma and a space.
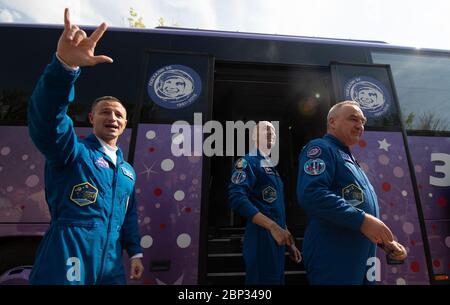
28, 8, 143, 284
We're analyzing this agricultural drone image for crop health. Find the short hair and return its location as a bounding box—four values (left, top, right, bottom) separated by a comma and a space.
327, 100, 361, 122
91, 96, 126, 114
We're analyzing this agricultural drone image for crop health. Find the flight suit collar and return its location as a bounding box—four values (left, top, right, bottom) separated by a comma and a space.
84, 133, 124, 165
324, 133, 360, 165
249, 148, 274, 167
324, 133, 351, 154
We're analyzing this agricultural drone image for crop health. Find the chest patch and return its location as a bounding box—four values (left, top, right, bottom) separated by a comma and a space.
121, 166, 135, 180
342, 183, 364, 207
304, 158, 326, 176
95, 157, 109, 169
70, 182, 98, 206
262, 186, 277, 203
231, 170, 247, 184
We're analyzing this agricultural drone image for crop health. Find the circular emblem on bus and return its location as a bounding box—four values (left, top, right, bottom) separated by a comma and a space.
147, 64, 202, 109
344, 76, 391, 117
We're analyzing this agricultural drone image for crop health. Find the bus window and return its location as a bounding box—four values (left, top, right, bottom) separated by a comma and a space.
371, 52, 450, 132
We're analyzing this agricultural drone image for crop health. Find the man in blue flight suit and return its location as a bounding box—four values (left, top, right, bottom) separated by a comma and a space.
28, 8, 144, 284
297, 101, 407, 285
228, 121, 301, 284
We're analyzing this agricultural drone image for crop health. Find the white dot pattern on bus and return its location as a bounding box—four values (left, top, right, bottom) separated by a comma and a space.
177, 233, 191, 248
378, 154, 389, 165
174, 190, 185, 201
393, 166, 404, 178
444, 236, 450, 248
25, 175, 39, 187
140, 235, 153, 248
402, 222, 414, 234
146, 130, 156, 140
1, 146, 11, 156
161, 159, 174, 171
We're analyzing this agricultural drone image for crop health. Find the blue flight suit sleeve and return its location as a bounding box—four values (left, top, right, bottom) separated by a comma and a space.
120, 189, 143, 257
297, 142, 365, 231
228, 157, 259, 220
28, 54, 81, 167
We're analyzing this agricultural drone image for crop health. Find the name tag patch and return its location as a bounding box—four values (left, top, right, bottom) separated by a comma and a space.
339, 150, 353, 163
263, 166, 279, 176
121, 166, 135, 180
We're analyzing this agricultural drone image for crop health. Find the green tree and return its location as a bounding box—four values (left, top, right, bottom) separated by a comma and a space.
128, 7, 146, 28
404, 112, 415, 130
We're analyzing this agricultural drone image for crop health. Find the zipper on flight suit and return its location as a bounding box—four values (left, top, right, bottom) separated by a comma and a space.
97, 156, 119, 283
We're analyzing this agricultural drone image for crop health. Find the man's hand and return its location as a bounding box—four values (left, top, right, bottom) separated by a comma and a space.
288, 243, 302, 263
382, 240, 408, 261
57, 8, 113, 68
130, 257, 144, 280
251, 212, 293, 246
268, 222, 293, 246
360, 213, 394, 245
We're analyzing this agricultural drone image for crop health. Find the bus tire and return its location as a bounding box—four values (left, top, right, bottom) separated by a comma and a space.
0, 237, 41, 284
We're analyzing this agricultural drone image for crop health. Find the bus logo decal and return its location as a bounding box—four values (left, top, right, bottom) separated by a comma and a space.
344, 76, 391, 117
148, 64, 202, 109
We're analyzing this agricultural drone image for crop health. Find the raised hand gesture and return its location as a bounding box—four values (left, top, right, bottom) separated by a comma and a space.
56, 8, 113, 68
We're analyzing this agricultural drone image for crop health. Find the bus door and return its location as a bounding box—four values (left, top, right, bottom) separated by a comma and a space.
208, 62, 331, 284
131, 50, 214, 284
330, 62, 433, 284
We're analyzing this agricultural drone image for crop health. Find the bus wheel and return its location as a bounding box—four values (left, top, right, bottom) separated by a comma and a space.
0, 266, 32, 284
0, 238, 40, 285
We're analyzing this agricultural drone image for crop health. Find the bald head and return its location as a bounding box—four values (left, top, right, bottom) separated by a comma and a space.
252, 121, 276, 154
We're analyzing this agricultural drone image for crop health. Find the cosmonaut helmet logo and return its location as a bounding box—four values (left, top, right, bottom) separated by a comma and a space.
147, 64, 202, 109
344, 76, 391, 117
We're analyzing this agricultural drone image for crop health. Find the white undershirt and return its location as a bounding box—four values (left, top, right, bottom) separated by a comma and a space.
95, 136, 118, 166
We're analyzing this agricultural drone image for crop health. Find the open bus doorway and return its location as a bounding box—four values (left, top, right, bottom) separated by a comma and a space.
206, 62, 332, 283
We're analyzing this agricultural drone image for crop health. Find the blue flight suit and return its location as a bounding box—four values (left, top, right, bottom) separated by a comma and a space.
228, 150, 286, 284
28, 55, 142, 284
297, 134, 379, 285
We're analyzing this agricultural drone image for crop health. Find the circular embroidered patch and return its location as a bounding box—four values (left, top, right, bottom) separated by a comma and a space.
234, 158, 248, 170
304, 158, 326, 176
307, 146, 322, 158
231, 170, 247, 184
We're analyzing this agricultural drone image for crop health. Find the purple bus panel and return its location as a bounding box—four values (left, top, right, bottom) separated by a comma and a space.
0, 126, 131, 226
408, 136, 450, 277
130, 124, 203, 285
407, 136, 449, 220
0, 126, 49, 223
425, 220, 449, 277
353, 131, 429, 284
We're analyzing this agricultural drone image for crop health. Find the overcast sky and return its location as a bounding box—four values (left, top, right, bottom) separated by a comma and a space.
1, 0, 450, 51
